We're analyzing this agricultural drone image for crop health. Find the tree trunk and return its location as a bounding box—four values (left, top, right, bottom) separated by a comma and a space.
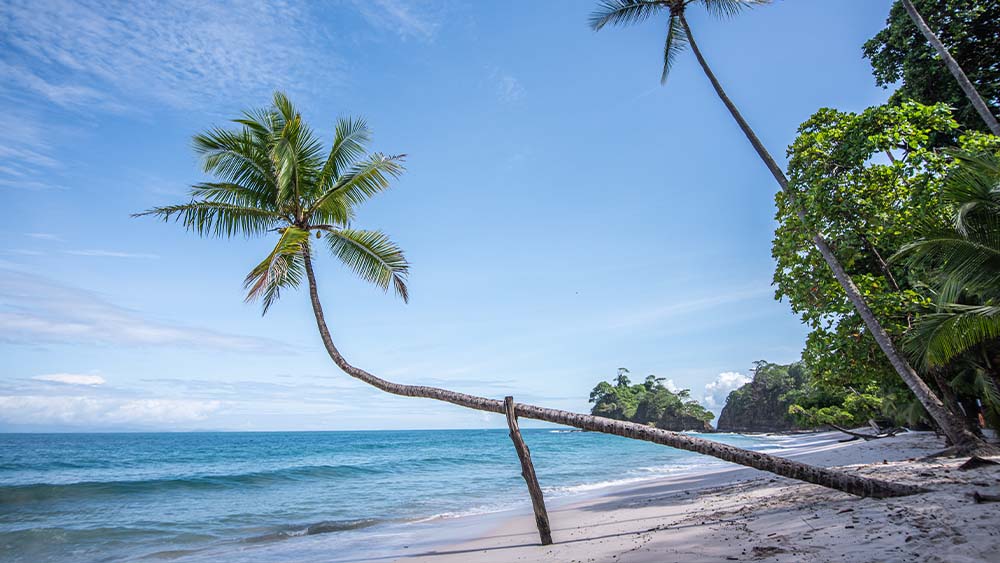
301, 248, 922, 499
900, 0, 1000, 135
504, 396, 552, 545
678, 12, 991, 455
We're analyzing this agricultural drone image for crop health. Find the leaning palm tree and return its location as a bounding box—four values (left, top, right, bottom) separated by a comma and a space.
898, 0, 1000, 136
590, 0, 992, 453
137, 92, 920, 499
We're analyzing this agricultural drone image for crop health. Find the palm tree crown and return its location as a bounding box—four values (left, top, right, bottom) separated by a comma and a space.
589, 0, 768, 83
135, 92, 409, 313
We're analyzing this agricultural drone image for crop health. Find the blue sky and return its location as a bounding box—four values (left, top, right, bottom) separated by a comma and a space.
1, 0, 896, 431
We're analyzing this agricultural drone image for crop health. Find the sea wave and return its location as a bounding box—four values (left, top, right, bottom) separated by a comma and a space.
241, 519, 382, 543
0, 464, 381, 505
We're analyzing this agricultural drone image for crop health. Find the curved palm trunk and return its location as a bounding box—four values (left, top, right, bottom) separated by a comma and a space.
900, 0, 1000, 135
302, 248, 920, 499
678, 13, 989, 454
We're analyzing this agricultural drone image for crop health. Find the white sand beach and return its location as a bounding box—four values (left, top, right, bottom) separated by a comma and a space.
389, 431, 1000, 563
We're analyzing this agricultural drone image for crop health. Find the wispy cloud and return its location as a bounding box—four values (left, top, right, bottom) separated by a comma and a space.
64, 249, 159, 259
32, 372, 106, 386
0, 0, 340, 110
25, 233, 61, 241
351, 0, 439, 40
0, 395, 221, 428
0, 269, 290, 353
0, 111, 66, 191
610, 286, 772, 329
490, 68, 526, 103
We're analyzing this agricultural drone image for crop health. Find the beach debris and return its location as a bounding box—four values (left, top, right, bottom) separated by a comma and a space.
971, 491, 1000, 504
958, 456, 1000, 471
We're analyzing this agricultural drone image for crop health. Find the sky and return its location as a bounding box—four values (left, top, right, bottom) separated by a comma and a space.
0, 0, 899, 432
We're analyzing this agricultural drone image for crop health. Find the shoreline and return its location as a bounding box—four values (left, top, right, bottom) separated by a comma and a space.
371, 430, 1000, 563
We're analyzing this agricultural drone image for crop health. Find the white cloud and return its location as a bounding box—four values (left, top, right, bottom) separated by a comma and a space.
0, 0, 340, 110
0, 111, 65, 191
702, 371, 751, 410
32, 373, 106, 386
0, 269, 289, 353
64, 249, 159, 259
25, 233, 60, 241
351, 0, 439, 40
0, 395, 221, 427
490, 69, 526, 103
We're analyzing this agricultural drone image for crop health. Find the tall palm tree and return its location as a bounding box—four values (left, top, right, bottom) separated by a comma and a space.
898, 0, 1000, 136
137, 92, 920, 499
589, 0, 991, 453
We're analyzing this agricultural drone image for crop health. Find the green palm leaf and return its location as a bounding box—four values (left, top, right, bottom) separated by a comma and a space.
589, 0, 665, 31
661, 14, 688, 84
324, 228, 409, 302
307, 153, 406, 217
244, 227, 311, 314
905, 304, 1000, 367
317, 117, 373, 194
702, 0, 768, 19
133, 202, 283, 238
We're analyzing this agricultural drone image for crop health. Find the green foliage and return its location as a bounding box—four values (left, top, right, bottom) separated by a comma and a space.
864, 0, 1000, 133
787, 383, 884, 428
775, 100, 1000, 430
773, 102, 966, 399
589, 368, 714, 428
895, 150, 1000, 368
135, 92, 409, 313
717, 360, 840, 431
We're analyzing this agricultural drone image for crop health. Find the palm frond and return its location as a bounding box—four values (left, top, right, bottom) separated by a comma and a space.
701, 0, 769, 19
317, 117, 372, 193
307, 153, 406, 218
324, 228, 409, 302
896, 229, 1000, 296
589, 0, 665, 31
193, 127, 275, 193
189, 182, 276, 211
660, 14, 688, 84
133, 201, 283, 238
905, 304, 1000, 367
243, 227, 310, 314
943, 150, 1000, 234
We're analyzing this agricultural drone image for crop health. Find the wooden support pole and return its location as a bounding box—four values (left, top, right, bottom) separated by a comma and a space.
504, 396, 553, 546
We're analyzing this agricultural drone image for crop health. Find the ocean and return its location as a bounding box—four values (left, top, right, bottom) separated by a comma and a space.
0, 429, 785, 562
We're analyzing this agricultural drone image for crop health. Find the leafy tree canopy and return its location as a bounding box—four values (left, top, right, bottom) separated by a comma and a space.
589, 368, 714, 429
773, 101, 999, 424
864, 0, 1000, 133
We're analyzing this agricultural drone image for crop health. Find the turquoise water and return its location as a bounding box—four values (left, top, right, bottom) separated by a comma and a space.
0, 430, 779, 562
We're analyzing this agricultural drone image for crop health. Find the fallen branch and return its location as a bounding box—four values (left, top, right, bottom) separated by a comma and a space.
829, 423, 904, 442
972, 491, 1000, 504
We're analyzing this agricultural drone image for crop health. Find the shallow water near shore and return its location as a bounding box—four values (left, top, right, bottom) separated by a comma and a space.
0, 429, 790, 562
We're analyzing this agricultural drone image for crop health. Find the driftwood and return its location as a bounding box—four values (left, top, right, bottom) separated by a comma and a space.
504, 396, 552, 546
829, 423, 904, 443
958, 456, 1000, 471
972, 491, 1000, 504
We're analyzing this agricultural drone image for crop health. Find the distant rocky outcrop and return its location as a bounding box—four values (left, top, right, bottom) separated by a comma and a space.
590, 369, 715, 432
716, 361, 806, 433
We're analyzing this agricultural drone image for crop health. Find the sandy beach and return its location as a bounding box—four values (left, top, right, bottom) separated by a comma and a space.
389, 431, 1000, 563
